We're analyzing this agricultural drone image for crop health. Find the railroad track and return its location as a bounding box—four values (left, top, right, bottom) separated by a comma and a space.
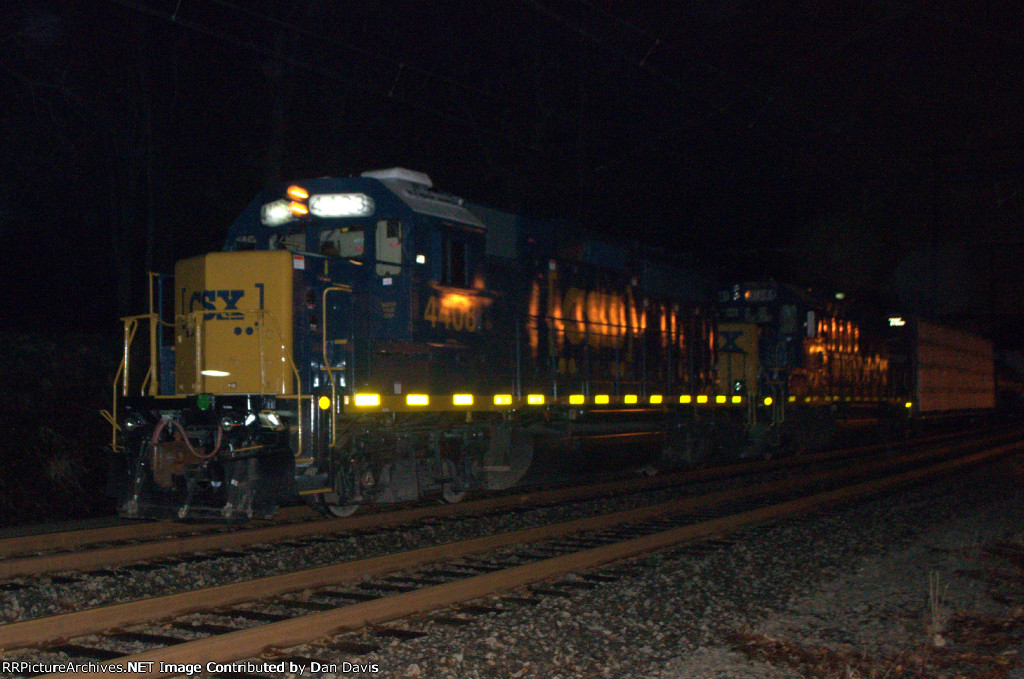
0, 432, 1019, 679
0, 426, 1004, 583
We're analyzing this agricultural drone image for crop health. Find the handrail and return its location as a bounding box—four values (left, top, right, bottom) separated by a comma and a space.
106, 314, 148, 451
322, 285, 353, 448
108, 309, 305, 457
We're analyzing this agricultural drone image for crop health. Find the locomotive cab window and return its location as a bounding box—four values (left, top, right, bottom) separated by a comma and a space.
269, 231, 307, 253
442, 230, 468, 287
319, 227, 365, 259
375, 219, 402, 276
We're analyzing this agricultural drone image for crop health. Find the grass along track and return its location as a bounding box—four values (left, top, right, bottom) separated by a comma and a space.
1, 437, 1019, 678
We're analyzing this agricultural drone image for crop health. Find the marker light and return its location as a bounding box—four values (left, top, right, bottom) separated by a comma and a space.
308, 193, 375, 217
354, 393, 380, 407
731, 395, 742, 404
594, 394, 610, 405
287, 185, 309, 201
527, 394, 545, 405
415, 254, 426, 264
697, 395, 709, 404
679, 395, 692, 404
569, 394, 585, 405
763, 397, 774, 406
260, 199, 294, 226
406, 394, 429, 406
624, 394, 638, 404
649, 395, 663, 405
452, 394, 474, 406
317, 395, 331, 410
289, 201, 309, 217
905, 401, 913, 409
493, 394, 513, 406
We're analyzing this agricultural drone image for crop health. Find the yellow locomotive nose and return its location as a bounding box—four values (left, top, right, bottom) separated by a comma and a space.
174, 250, 295, 397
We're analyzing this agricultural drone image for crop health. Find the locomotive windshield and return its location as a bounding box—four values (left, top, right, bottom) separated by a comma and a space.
319, 226, 365, 259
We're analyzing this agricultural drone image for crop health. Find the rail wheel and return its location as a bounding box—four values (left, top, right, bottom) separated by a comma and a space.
309, 467, 361, 517
319, 496, 360, 517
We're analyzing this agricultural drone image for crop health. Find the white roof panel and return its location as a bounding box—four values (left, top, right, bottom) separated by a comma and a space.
377, 178, 486, 230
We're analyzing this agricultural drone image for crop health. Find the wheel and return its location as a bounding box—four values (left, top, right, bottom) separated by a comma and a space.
321, 498, 360, 517
441, 458, 467, 504
307, 468, 361, 518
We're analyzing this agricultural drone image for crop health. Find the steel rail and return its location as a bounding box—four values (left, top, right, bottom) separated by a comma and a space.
0, 425, 1004, 578
3, 438, 1018, 663
27, 442, 1022, 679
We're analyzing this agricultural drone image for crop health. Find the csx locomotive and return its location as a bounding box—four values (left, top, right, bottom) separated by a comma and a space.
105, 168, 994, 520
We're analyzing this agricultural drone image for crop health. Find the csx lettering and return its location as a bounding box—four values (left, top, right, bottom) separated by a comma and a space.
720, 330, 744, 353
190, 289, 246, 321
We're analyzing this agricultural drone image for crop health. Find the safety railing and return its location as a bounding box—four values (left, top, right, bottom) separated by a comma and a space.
103, 308, 304, 457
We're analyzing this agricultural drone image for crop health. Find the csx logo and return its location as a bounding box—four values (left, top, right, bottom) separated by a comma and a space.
189, 289, 245, 321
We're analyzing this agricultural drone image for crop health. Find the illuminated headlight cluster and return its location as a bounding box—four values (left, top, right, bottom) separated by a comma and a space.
260, 199, 295, 226
309, 193, 374, 217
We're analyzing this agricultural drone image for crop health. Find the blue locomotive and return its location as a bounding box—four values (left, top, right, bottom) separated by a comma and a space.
105, 169, 994, 520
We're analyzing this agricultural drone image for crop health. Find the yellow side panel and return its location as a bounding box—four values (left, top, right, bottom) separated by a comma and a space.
716, 322, 760, 397
174, 250, 295, 395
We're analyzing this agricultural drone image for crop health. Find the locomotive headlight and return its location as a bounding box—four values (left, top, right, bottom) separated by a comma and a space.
308, 193, 375, 217
261, 199, 294, 226
220, 413, 243, 430
244, 412, 257, 427
123, 412, 147, 432
257, 411, 283, 429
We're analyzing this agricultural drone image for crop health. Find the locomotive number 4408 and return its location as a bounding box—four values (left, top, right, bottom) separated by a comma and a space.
422, 294, 479, 332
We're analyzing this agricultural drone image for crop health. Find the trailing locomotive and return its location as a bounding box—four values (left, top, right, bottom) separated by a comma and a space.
104, 169, 994, 520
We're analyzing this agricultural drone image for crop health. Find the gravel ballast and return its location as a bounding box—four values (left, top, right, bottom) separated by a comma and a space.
4, 449, 1023, 677
275, 451, 1024, 678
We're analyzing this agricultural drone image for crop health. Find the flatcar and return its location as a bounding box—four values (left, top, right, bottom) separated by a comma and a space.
104, 169, 994, 520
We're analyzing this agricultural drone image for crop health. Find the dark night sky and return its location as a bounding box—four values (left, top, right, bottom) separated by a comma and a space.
2, 1, 1023, 346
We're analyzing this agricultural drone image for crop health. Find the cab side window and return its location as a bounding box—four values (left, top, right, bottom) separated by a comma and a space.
442, 230, 467, 287
375, 219, 402, 276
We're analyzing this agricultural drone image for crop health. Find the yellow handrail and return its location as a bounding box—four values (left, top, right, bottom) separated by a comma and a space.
108, 308, 305, 457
